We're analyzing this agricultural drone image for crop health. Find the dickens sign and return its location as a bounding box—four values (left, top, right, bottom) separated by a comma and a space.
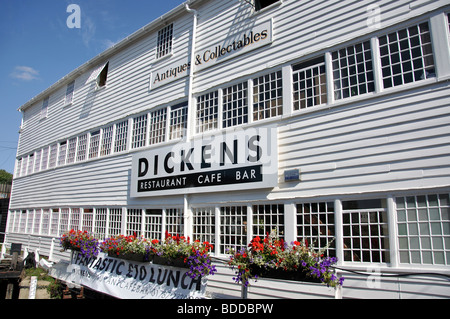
131, 125, 278, 197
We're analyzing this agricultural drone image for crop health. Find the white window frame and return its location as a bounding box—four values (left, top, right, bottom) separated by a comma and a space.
156, 23, 173, 59
131, 114, 148, 149
40, 97, 49, 120
292, 57, 327, 111
395, 193, 450, 266
64, 80, 75, 106
378, 21, 435, 89
149, 108, 167, 145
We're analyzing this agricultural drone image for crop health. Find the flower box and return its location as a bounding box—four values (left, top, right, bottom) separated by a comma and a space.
250, 265, 321, 283
153, 255, 188, 268
227, 231, 344, 288
108, 251, 151, 263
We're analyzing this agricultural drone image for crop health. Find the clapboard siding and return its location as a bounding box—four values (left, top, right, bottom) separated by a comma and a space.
273, 82, 450, 198
192, 0, 448, 92
7, 0, 450, 299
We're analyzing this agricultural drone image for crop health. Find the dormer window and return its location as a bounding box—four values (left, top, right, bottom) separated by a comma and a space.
254, 0, 279, 11
97, 62, 109, 88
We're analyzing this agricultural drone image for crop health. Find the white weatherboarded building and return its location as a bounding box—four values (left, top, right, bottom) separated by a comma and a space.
4, 0, 450, 298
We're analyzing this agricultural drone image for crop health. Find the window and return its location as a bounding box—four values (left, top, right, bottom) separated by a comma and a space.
126, 208, 142, 237
254, 0, 279, 11
94, 208, 108, 240
379, 22, 435, 89
342, 199, 389, 263
296, 202, 336, 257
192, 207, 216, 247
131, 114, 148, 149
15, 158, 22, 178
41, 209, 50, 235
196, 91, 218, 133
69, 208, 81, 231
33, 209, 41, 234
66, 137, 77, 164
145, 209, 163, 241
165, 208, 184, 236
40, 147, 49, 171
169, 102, 188, 140
88, 131, 100, 159
109, 208, 123, 236
332, 41, 375, 100
81, 208, 93, 232
65, 81, 75, 105
156, 23, 173, 59
114, 120, 129, 153
220, 206, 247, 254
50, 208, 59, 236
57, 142, 67, 166
59, 208, 70, 235
396, 194, 449, 265
34, 150, 41, 173
100, 125, 114, 156
21, 156, 28, 176
252, 204, 285, 239
27, 154, 34, 175
223, 81, 248, 128
97, 62, 109, 88
76, 134, 88, 162
48, 144, 58, 168
149, 108, 167, 145
253, 71, 283, 121
293, 57, 327, 110
40, 97, 49, 119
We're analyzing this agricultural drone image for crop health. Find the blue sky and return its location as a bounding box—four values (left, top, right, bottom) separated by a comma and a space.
0, 0, 186, 174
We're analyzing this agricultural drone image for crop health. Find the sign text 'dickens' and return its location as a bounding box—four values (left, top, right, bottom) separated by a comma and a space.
149, 20, 272, 90
131, 126, 278, 197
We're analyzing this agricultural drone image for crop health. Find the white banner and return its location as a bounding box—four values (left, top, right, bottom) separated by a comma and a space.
50, 252, 207, 299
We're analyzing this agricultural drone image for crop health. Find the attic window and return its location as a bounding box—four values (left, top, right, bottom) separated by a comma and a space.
97, 62, 109, 88
254, 0, 279, 11
156, 23, 173, 59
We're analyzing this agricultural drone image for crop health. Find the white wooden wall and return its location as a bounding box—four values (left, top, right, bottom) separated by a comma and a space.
7, 0, 450, 299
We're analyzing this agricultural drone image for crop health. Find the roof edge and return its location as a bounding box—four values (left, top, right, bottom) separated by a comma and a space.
18, 0, 199, 112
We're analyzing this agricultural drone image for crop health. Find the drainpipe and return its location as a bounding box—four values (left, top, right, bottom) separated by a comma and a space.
185, 2, 197, 142
184, 2, 198, 241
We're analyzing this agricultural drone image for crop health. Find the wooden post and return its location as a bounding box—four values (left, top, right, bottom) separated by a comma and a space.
11, 251, 18, 270
5, 282, 14, 299
241, 283, 248, 299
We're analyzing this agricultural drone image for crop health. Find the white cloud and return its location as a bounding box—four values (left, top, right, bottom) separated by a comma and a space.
82, 16, 96, 48
10, 66, 39, 81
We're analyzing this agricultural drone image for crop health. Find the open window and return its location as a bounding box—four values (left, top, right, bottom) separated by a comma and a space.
97, 62, 109, 88
254, 0, 280, 11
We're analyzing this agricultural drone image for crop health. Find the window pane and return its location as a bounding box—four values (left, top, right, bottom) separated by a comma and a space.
253, 71, 283, 121
332, 41, 374, 100
379, 22, 435, 89
396, 193, 450, 266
